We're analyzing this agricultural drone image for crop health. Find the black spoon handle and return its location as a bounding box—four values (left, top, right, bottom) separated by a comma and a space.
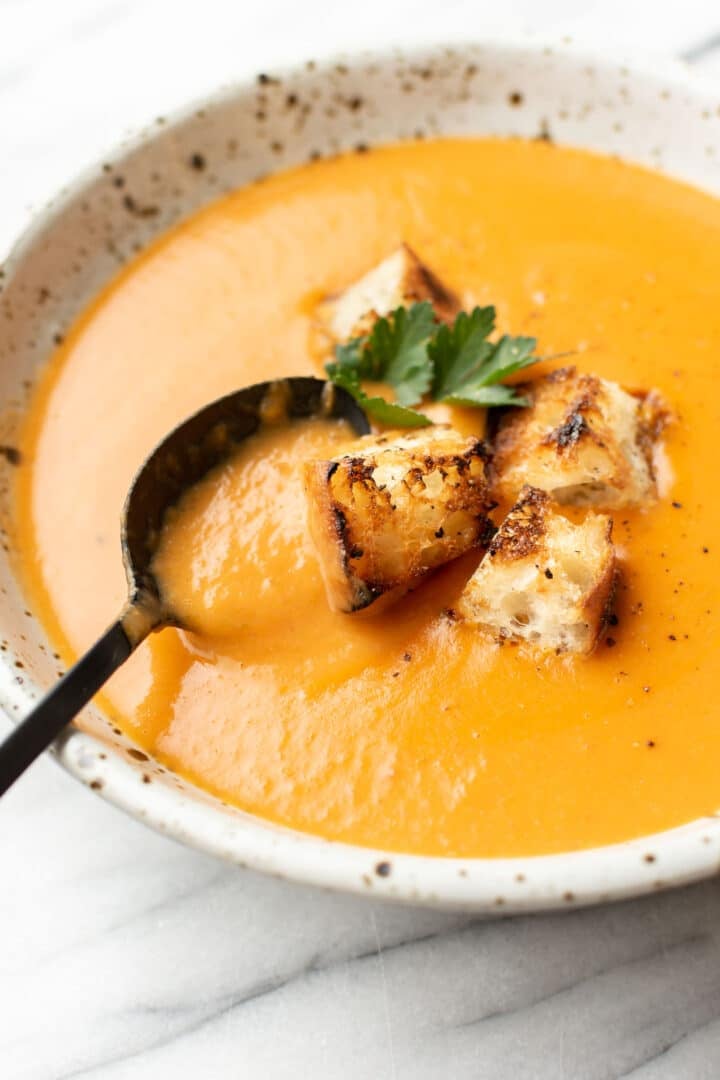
0, 618, 138, 797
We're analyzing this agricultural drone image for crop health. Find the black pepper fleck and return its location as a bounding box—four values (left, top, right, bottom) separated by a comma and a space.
535, 119, 554, 143
189, 152, 206, 171
375, 861, 391, 877
122, 194, 159, 218
0, 445, 22, 466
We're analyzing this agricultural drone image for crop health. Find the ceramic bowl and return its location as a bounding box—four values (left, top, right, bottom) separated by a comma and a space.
2, 37, 719, 912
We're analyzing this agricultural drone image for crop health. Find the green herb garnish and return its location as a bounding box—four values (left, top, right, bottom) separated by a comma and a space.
323, 364, 433, 428
325, 302, 540, 425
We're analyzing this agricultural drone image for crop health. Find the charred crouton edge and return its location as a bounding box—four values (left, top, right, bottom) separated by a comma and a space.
317, 243, 460, 342
491, 366, 670, 510
457, 485, 616, 654
304, 427, 493, 613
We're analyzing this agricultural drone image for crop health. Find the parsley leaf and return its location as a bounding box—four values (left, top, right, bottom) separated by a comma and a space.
428, 307, 497, 399
325, 300, 540, 426
472, 333, 539, 387
334, 302, 436, 405
325, 363, 432, 428
333, 336, 365, 374
429, 310, 537, 406
364, 302, 436, 405
439, 382, 530, 408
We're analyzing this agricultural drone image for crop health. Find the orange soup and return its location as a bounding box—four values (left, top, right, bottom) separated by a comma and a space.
14, 138, 720, 856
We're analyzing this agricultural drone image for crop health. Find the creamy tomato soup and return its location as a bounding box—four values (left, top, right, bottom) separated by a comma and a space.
15, 138, 720, 856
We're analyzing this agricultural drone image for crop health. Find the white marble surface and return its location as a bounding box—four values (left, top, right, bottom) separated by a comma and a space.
3, 2, 720, 1077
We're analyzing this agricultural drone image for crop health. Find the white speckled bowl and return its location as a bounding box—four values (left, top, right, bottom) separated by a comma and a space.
2, 38, 719, 912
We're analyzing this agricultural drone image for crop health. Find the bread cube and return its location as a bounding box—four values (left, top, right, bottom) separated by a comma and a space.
457, 486, 616, 654
305, 427, 492, 613
317, 244, 460, 342
491, 367, 669, 509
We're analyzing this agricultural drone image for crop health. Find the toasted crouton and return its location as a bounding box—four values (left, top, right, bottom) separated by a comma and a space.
305, 427, 492, 613
457, 486, 615, 654
317, 244, 460, 342
491, 367, 669, 509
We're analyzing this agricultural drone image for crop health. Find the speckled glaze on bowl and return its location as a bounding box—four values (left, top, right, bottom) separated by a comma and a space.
2, 37, 720, 912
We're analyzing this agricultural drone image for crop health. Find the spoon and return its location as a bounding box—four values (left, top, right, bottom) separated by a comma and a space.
0, 376, 369, 796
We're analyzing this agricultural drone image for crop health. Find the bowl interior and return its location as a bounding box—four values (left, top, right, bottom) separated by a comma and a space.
2, 39, 720, 911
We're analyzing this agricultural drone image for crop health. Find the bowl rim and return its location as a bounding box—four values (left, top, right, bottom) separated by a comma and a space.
4, 33, 720, 912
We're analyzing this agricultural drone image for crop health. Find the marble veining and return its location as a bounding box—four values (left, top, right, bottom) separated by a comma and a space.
2, 2, 720, 1077
7, 753, 720, 1079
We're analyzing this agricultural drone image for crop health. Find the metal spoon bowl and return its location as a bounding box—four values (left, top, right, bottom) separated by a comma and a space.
0, 376, 369, 795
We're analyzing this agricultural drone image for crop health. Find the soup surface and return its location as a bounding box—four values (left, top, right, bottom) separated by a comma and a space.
15, 138, 720, 856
